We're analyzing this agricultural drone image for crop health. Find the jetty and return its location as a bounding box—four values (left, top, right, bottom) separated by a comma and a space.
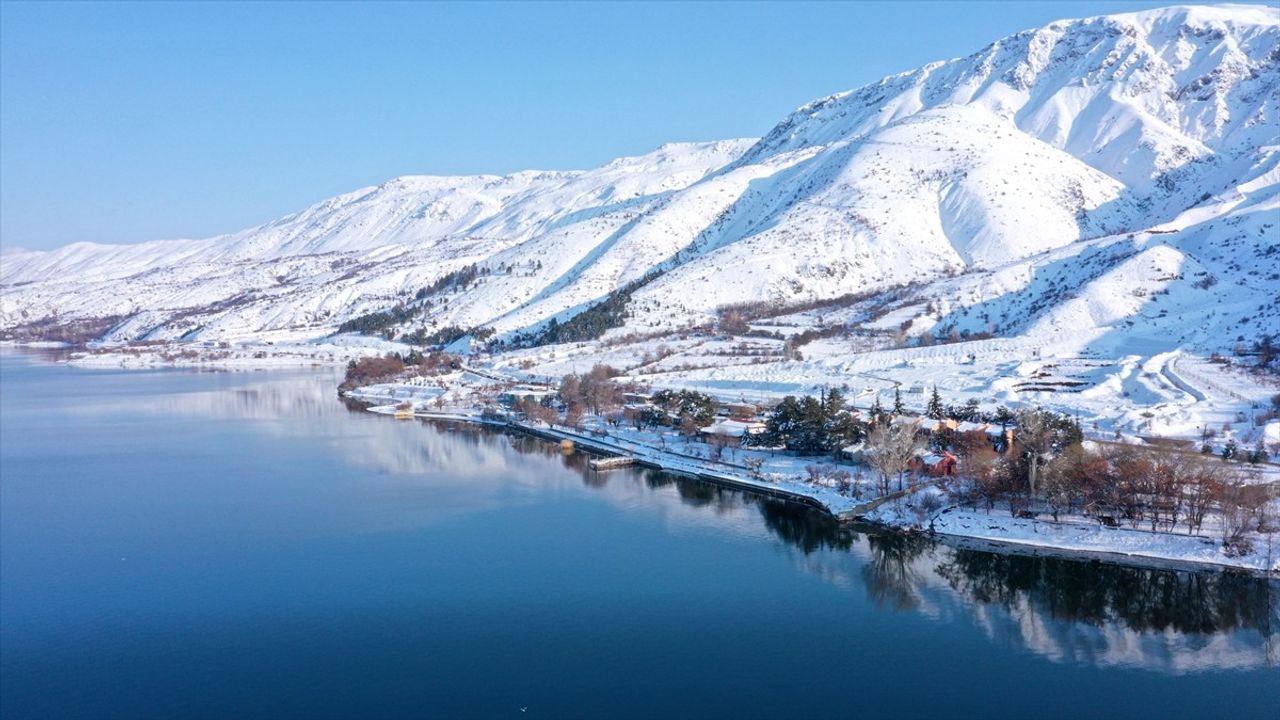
588, 455, 637, 471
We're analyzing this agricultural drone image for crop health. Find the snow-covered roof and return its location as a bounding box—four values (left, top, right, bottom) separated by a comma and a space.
500, 387, 556, 398
921, 452, 955, 466
955, 421, 989, 433
700, 419, 766, 437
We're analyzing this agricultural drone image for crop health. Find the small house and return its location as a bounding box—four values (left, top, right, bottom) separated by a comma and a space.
985, 425, 1015, 451
699, 419, 767, 446
722, 402, 759, 419
911, 451, 958, 477
497, 387, 558, 407
841, 442, 867, 463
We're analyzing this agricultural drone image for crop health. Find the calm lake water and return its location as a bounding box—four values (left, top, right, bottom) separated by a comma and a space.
1, 351, 1276, 719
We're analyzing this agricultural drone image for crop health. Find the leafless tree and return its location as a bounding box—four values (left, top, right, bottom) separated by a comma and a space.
564, 403, 585, 431
708, 434, 729, 463
718, 309, 750, 335
679, 413, 700, 444
1184, 459, 1223, 534
867, 420, 922, 494
1015, 407, 1053, 497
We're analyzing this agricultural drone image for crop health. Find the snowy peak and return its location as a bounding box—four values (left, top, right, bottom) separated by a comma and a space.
1, 5, 1276, 357
741, 4, 1278, 187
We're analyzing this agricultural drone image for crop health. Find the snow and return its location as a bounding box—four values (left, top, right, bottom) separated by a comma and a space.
348, 368, 1280, 576
2, 5, 1277, 456
896, 503, 1278, 574
4, 5, 1276, 351
700, 419, 766, 437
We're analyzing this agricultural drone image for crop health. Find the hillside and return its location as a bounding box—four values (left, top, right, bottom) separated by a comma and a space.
2, 4, 1277, 439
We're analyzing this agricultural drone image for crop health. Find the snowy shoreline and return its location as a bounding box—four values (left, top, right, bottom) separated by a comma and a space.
6, 343, 1274, 577
349, 392, 1278, 579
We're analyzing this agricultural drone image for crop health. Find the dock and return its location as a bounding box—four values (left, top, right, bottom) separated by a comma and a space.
588, 455, 637, 471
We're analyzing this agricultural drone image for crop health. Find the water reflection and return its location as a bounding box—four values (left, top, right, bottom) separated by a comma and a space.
170, 370, 1280, 672
862, 533, 931, 612
757, 501, 853, 554
8, 353, 1276, 675
933, 549, 1278, 671
492, 425, 1279, 674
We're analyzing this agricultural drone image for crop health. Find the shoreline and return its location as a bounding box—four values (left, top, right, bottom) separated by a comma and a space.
4, 345, 1274, 579
369, 404, 839, 514
361, 401, 1278, 579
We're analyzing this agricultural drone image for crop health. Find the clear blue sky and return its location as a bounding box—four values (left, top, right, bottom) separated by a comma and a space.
1, 0, 1175, 251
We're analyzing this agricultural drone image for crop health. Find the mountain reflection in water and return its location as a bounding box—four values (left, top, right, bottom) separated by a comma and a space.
647, 469, 1277, 673
154, 368, 1276, 675
4, 354, 1277, 684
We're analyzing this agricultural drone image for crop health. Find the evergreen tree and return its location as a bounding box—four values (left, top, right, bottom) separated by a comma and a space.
926, 385, 944, 419
870, 395, 885, 425
893, 387, 905, 416
759, 389, 864, 455
822, 387, 843, 416
761, 396, 803, 447
827, 411, 863, 452
795, 396, 827, 454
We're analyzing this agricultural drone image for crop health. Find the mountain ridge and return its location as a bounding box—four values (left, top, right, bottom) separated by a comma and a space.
2, 4, 1276, 360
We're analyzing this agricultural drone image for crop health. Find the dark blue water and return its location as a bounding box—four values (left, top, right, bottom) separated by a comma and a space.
1, 351, 1276, 719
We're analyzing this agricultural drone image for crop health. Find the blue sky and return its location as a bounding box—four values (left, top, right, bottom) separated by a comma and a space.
1, 1, 1176, 251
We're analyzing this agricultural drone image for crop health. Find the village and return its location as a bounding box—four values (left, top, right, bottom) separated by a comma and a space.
341, 351, 1280, 577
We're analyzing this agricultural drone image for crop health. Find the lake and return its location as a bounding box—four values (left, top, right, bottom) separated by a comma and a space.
1, 350, 1276, 719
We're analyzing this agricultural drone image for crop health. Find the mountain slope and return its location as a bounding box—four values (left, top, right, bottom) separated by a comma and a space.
2, 4, 1276, 359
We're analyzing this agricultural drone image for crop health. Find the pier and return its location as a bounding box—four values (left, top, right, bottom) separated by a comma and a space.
588, 455, 638, 470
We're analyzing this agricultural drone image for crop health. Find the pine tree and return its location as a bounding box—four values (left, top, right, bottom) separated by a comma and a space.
926, 385, 944, 419
893, 387, 905, 416
870, 395, 885, 425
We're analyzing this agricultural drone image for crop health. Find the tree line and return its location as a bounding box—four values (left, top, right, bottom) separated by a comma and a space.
747, 388, 862, 455
338, 350, 459, 390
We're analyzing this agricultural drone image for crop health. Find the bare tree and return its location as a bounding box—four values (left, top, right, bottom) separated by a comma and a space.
564, 403, 585, 431
867, 420, 922, 494
1015, 407, 1053, 497
1218, 470, 1268, 557
708, 433, 729, 463
1184, 458, 1224, 534
679, 413, 700, 444
718, 309, 750, 335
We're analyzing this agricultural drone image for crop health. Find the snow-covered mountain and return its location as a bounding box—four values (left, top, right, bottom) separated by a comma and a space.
2, 4, 1277, 358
